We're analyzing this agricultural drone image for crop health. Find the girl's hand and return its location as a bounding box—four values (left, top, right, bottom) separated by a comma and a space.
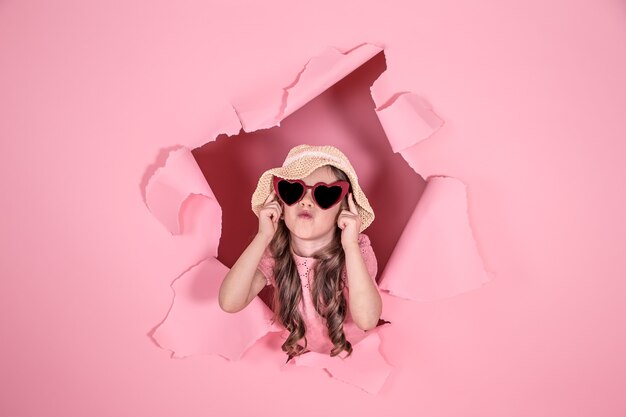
258, 190, 283, 241
337, 193, 361, 248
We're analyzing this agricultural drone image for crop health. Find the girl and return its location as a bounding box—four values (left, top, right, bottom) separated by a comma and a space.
219, 144, 381, 361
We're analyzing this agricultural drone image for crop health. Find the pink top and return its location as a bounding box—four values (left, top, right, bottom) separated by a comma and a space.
256, 233, 379, 354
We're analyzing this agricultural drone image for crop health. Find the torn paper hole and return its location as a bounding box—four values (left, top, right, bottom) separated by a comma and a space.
144, 42, 492, 395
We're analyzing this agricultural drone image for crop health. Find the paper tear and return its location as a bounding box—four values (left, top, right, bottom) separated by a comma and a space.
150, 256, 281, 360
370, 70, 444, 153
286, 330, 391, 395
145, 147, 222, 236
144, 41, 493, 393
232, 43, 384, 132
378, 176, 493, 301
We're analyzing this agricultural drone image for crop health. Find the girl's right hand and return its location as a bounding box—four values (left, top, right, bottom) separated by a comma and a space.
258, 190, 283, 241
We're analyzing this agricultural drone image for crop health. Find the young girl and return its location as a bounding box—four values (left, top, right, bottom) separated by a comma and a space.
219, 144, 381, 361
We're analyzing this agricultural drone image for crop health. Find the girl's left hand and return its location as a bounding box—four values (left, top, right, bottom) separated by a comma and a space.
338, 193, 361, 248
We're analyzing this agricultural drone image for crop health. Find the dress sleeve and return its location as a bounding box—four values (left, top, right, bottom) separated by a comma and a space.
257, 247, 276, 286
341, 233, 378, 287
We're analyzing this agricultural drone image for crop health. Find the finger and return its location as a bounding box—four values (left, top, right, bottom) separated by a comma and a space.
270, 201, 282, 214
347, 193, 358, 215
265, 191, 275, 204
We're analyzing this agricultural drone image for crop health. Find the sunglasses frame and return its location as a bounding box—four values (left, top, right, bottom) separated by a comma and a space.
272, 176, 351, 210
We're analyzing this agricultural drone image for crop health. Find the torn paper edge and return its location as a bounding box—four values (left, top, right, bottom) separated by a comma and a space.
143, 41, 493, 394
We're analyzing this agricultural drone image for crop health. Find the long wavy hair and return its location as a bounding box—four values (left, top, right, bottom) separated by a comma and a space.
267, 165, 354, 361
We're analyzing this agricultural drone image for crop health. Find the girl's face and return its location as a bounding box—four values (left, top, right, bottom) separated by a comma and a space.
280, 166, 348, 240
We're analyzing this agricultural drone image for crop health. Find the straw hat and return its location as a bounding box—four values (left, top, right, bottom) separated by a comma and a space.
251, 144, 375, 233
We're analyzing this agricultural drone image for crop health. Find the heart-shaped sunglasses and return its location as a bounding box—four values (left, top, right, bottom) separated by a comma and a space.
273, 176, 351, 210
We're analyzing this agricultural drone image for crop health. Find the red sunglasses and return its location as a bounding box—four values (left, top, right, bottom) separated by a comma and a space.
273, 176, 351, 210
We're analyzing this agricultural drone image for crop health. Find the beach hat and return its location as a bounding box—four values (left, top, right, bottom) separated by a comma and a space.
251, 144, 375, 233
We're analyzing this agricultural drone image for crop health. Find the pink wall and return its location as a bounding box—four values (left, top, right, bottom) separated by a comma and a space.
1, 0, 625, 415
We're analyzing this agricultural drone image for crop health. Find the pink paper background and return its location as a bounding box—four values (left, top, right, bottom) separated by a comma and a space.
2, 0, 625, 415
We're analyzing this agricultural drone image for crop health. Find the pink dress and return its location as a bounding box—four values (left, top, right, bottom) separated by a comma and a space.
256, 233, 380, 354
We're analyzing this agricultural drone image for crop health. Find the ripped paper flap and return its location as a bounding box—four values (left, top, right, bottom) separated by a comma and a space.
152, 256, 281, 360
379, 176, 493, 301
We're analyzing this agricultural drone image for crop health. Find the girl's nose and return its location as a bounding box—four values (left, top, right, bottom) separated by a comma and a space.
300, 189, 314, 206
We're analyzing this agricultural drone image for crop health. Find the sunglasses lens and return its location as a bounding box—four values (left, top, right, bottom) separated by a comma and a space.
277, 180, 304, 205
314, 185, 343, 209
